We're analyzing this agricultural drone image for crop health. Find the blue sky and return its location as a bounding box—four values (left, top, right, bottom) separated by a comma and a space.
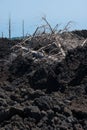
0, 0, 87, 37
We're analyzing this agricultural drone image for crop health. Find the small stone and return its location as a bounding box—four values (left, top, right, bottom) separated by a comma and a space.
74, 124, 83, 130
47, 109, 54, 118
67, 116, 77, 123
24, 105, 41, 120
41, 110, 47, 117
63, 107, 72, 117
53, 116, 59, 125
53, 105, 61, 113
34, 96, 53, 110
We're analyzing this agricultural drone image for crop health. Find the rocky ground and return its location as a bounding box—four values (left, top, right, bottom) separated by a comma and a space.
0, 30, 87, 130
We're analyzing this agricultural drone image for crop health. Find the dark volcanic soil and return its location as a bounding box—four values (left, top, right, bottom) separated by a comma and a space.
0, 31, 87, 130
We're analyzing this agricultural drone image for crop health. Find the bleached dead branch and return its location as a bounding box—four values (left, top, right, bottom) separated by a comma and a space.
42, 17, 55, 34
55, 36, 66, 57
81, 39, 87, 46
63, 21, 73, 32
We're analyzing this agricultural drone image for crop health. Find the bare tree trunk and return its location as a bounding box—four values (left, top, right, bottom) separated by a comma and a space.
22, 20, 24, 38
2, 32, 3, 38
9, 16, 11, 39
